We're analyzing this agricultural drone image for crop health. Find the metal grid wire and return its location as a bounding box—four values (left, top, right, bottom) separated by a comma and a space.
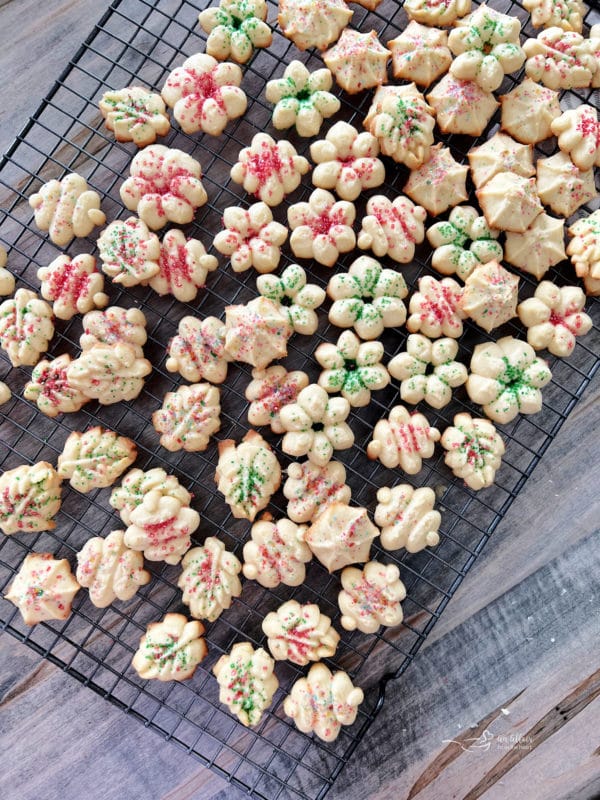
0, 0, 599, 797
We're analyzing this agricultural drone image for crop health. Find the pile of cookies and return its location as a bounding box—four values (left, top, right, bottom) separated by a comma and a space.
1, 0, 598, 744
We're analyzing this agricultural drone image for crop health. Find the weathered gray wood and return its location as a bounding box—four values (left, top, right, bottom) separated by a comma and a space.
1, 2, 599, 800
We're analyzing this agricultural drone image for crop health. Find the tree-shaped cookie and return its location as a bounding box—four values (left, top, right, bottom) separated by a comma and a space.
24, 354, 89, 418
338, 561, 406, 633
57, 427, 137, 493
367, 405, 441, 473
0, 462, 62, 535
29, 173, 106, 246
215, 431, 281, 521
0, 289, 54, 367
110, 467, 191, 526
242, 516, 311, 587
166, 316, 230, 384
178, 537, 242, 622
213, 642, 278, 727
76, 530, 151, 607
132, 613, 207, 681
37, 254, 108, 320
152, 383, 221, 452
262, 600, 339, 665
5, 553, 80, 626
124, 490, 200, 565
375, 485, 441, 553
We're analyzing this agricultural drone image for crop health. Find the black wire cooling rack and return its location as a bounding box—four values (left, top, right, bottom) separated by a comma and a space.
0, 0, 599, 798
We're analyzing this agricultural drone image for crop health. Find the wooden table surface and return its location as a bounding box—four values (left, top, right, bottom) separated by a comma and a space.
0, 3, 599, 800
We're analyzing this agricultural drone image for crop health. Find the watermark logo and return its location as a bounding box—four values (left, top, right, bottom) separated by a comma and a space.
442, 728, 534, 753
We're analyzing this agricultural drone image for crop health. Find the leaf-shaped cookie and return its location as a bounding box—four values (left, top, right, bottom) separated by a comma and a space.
57, 427, 137, 492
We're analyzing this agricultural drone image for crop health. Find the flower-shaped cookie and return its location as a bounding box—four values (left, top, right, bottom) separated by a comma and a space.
568, 211, 600, 295
266, 61, 340, 137
213, 202, 288, 274
375, 485, 441, 553
427, 206, 503, 281
24, 354, 89, 418
404, 144, 469, 216
243, 516, 311, 587
365, 84, 435, 169
230, 133, 310, 206
257, 263, 326, 336
323, 29, 391, 94
0, 289, 54, 367
67, 342, 152, 405
120, 144, 208, 229
309, 121, 385, 201
427, 74, 498, 137
388, 335, 467, 409
246, 366, 310, 432
213, 642, 278, 727
523, 0, 584, 32
441, 412, 505, 489
367, 405, 441, 473
166, 316, 229, 384
461, 260, 519, 333
99, 86, 171, 147
476, 172, 543, 233
338, 561, 406, 633
178, 538, 242, 622
279, 384, 354, 466
132, 614, 207, 681
5, 553, 80, 626
284, 460, 351, 524
37, 254, 108, 320
523, 28, 596, 89
466, 336, 552, 424
0, 462, 62, 535
306, 503, 378, 571
263, 600, 339, 665
504, 213, 566, 280
316, 330, 390, 407
29, 173, 106, 247
551, 105, 600, 171
448, 5, 525, 92
278, 0, 352, 51
468, 132, 535, 190
216, 431, 281, 521
150, 230, 218, 302
124, 490, 200, 564
389, 22, 451, 86
0, 245, 15, 296
199, 0, 272, 63
57, 427, 136, 493
517, 282, 592, 357
224, 296, 292, 368
287, 189, 356, 267
284, 664, 363, 742
536, 152, 597, 218
111, 468, 191, 526
162, 54, 246, 135
97, 217, 161, 287
152, 383, 221, 452
358, 195, 426, 264
328, 255, 408, 340
499, 79, 560, 145
404, 0, 472, 26
80, 306, 147, 355
407, 276, 465, 339
76, 530, 151, 608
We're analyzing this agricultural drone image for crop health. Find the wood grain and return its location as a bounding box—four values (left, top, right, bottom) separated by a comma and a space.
1, 2, 599, 800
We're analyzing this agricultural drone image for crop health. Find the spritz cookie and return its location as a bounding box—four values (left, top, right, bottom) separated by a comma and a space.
153, 383, 221, 452
406, 275, 465, 339
242, 515, 311, 587
567, 211, 600, 295
213, 202, 288, 274
404, 0, 471, 26
257, 263, 326, 336
76, 530, 151, 607
461, 260, 519, 333
283, 460, 351, 524
98, 217, 161, 287
57, 427, 137, 493
24, 354, 89, 417
214, 642, 278, 726
166, 316, 229, 384
278, 0, 352, 51
357, 194, 426, 263
426, 74, 498, 137
499, 79, 561, 144
124, 491, 199, 564
230, 133, 309, 206
504, 213, 566, 280
110, 467, 191, 527
120, 145, 208, 230
468, 133, 535, 190
224, 296, 292, 369
262, 600, 339, 665
427, 205, 503, 280
287, 188, 355, 267
323, 29, 391, 94
404, 143, 469, 216
199, 0, 272, 64
150, 229, 218, 302
80, 306, 147, 355
0, 462, 62, 535
367, 405, 441, 473
5, 553, 80, 626
476, 172, 543, 233
305, 502, 378, 571
99, 86, 170, 147
316, 330, 390, 407
29, 173, 105, 247
388, 22, 451, 86
266, 61, 340, 137
162, 54, 246, 135
523, 27, 596, 89
0, 289, 54, 368
132, 614, 207, 681
441, 412, 505, 489
246, 366, 310, 433
536, 152, 597, 218
523, 0, 584, 32
67, 342, 151, 405
178, 538, 242, 622
37, 254, 108, 320
339, 561, 406, 633
517, 282, 592, 357
375, 485, 441, 553
551, 105, 600, 171
215, 430, 281, 521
